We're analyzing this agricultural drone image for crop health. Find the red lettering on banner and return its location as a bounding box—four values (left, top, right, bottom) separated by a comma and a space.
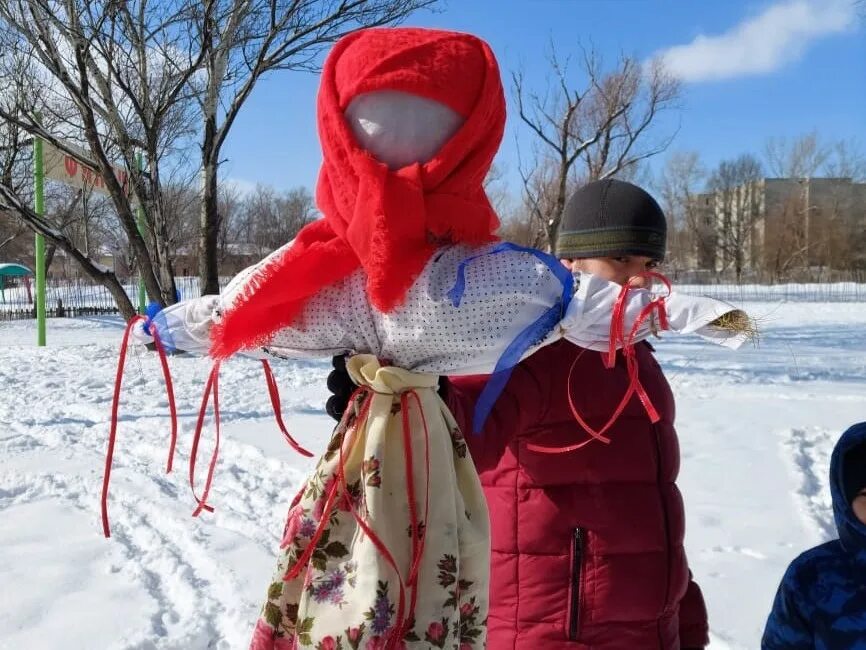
64, 156, 78, 178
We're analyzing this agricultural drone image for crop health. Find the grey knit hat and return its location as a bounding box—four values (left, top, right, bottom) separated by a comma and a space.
555, 179, 667, 260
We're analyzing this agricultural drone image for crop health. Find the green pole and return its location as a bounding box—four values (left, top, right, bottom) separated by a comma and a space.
34, 115, 46, 346
136, 151, 146, 313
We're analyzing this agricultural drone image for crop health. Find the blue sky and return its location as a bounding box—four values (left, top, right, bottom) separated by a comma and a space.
221, 0, 865, 197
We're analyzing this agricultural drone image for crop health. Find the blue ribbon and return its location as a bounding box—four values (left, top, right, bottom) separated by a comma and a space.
142, 302, 161, 335
448, 242, 574, 433
143, 301, 176, 352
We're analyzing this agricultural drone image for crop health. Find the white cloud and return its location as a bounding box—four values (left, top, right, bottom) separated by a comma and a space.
655, 0, 857, 83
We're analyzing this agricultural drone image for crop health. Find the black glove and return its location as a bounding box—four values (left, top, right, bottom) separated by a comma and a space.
325, 354, 450, 422
325, 354, 356, 422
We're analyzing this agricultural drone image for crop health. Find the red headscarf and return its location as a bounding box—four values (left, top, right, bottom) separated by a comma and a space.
210, 27, 506, 359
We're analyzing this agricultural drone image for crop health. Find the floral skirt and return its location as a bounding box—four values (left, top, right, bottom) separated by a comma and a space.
249, 355, 490, 650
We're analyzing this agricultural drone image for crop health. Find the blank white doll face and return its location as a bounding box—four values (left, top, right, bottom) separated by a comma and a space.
344, 90, 464, 170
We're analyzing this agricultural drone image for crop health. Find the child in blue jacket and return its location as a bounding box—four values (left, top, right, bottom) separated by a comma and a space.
762, 421, 866, 649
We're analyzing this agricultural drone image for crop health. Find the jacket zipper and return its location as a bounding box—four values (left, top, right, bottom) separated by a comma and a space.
568, 527, 583, 641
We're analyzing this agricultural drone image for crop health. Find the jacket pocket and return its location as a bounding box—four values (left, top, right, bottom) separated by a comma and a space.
568, 527, 584, 641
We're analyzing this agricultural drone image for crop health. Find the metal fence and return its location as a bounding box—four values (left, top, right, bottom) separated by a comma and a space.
0, 276, 225, 321
674, 282, 866, 303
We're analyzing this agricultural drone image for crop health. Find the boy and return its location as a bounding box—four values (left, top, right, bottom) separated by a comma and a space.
762, 421, 866, 649
445, 179, 710, 650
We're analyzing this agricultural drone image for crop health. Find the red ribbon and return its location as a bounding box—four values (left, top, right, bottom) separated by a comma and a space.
101, 316, 178, 538
400, 390, 431, 636
153, 331, 178, 473
190, 361, 221, 517
187, 359, 318, 519
527, 271, 672, 455
104, 320, 318, 538
261, 359, 313, 458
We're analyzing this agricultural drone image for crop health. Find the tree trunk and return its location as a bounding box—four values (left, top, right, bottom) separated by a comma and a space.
102, 271, 138, 321
45, 244, 57, 275
145, 163, 180, 306
154, 233, 178, 304
60, 242, 137, 320
199, 113, 220, 295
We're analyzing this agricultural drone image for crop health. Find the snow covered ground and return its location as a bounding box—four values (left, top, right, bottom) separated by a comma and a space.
1, 302, 865, 649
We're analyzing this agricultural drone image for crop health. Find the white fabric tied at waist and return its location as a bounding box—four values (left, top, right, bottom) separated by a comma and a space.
346, 354, 440, 394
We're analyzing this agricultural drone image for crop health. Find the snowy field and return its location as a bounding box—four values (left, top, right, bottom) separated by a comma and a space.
1, 301, 865, 649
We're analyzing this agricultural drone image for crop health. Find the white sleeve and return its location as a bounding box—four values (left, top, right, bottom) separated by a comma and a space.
133, 243, 299, 357
135, 295, 220, 354
664, 292, 750, 349
134, 241, 359, 360
560, 272, 749, 351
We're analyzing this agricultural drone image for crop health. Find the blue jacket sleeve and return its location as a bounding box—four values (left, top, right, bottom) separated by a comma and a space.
762, 566, 813, 650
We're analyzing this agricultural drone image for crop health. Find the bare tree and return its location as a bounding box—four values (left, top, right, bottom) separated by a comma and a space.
514, 44, 681, 251
216, 182, 244, 265
824, 139, 866, 181
0, 46, 123, 283
483, 162, 514, 218
707, 154, 763, 282
240, 184, 316, 256
191, 0, 439, 294
0, 182, 138, 313
765, 131, 830, 178
0, 210, 27, 256
763, 185, 811, 280
656, 151, 709, 272
763, 135, 866, 276
0, 1, 441, 318
0, 0, 207, 317
0, 160, 119, 277
497, 207, 536, 247
0, 57, 36, 261
767, 132, 866, 182
825, 141, 866, 271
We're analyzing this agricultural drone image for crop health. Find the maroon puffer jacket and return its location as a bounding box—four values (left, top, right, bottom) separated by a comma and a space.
446, 339, 709, 650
